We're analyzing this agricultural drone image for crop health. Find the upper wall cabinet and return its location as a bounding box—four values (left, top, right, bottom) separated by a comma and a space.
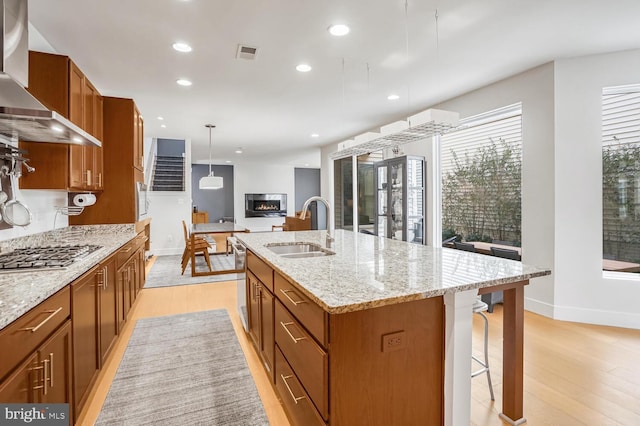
70, 97, 145, 225
19, 51, 103, 191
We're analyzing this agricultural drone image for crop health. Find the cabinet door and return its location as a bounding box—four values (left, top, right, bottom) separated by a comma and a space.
71, 270, 99, 415
133, 106, 144, 170
95, 95, 104, 190
116, 263, 126, 332
99, 257, 118, 365
260, 286, 274, 376
247, 272, 260, 349
39, 320, 73, 406
0, 352, 38, 403
68, 61, 84, 127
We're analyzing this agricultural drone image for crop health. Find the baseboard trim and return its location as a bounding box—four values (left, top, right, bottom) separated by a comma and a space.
524, 297, 554, 318
553, 305, 640, 330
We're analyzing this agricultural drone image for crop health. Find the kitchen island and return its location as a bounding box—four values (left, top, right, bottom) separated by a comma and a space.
236, 230, 550, 426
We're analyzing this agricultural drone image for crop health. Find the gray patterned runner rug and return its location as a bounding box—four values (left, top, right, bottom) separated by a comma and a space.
95, 309, 268, 425
144, 254, 242, 288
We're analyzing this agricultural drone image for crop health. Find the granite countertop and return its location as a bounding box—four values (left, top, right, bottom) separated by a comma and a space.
236, 230, 551, 314
0, 225, 139, 330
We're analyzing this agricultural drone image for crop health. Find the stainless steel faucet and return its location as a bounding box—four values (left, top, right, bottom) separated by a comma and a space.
300, 196, 334, 248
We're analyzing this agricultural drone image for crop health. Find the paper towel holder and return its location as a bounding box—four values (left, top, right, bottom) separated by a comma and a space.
70, 192, 97, 207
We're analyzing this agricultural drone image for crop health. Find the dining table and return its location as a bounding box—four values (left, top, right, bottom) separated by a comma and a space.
190, 222, 248, 276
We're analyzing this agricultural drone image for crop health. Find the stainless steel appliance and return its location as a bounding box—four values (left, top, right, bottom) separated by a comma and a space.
232, 239, 248, 331
0, 244, 102, 272
0, 0, 100, 147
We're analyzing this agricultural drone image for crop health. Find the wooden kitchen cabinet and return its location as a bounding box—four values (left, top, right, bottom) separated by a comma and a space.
247, 251, 275, 379
21, 51, 104, 192
247, 255, 444, 426
71, 267, 100, 416
98, 254, 118, 365
70, 96, 145, 226
0, 321, 72, 407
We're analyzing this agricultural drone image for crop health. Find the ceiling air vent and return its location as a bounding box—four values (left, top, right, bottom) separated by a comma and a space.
236, 44, 258, 60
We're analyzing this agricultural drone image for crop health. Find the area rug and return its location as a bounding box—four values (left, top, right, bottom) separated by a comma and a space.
95, 309, 269, 425
144, 255, 242, 288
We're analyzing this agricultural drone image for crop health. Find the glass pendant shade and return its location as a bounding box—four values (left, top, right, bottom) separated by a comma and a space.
199, 124, 223, 190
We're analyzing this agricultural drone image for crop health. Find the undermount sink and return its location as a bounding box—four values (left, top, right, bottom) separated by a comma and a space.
266, 242, 335, 258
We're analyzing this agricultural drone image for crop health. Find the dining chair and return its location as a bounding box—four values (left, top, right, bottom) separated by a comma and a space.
490, 246, 521, 261
181, 220, 213, 275
482, 246, 521, 312
453, 241, 476, 252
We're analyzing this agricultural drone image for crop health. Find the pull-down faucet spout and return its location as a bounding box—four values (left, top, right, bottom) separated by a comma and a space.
300, 196, 334, 248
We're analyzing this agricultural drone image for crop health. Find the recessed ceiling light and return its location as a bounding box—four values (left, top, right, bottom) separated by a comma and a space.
305, 163, 310, 167
172, 42, 192, 53
296, 64, 312, 73
328, 24, 350, 36
225, 160, 232, 163
160, 124, 167, 128
235, 148, 243, 154
311, 133, 319, 138
176, 78, 192, 86
157, 116, 164, 120
387, 94, 400, 100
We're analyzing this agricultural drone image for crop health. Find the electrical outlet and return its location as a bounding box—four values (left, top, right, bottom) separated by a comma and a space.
381, 331, 406, 352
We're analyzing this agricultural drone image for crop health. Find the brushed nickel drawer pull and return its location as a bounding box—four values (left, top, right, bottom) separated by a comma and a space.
280, 321, 307, 343
122, 247, 132, 253
280, 288, 307, 306
42, 359, 49, 395
19, 307, 63, 333
281, 374, 306, 404
49, 353, 54, 388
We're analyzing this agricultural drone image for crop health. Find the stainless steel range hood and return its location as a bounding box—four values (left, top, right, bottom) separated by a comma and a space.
0, 0, 100, 147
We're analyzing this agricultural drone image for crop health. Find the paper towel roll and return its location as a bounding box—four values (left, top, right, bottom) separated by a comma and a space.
72, 193, 96, 207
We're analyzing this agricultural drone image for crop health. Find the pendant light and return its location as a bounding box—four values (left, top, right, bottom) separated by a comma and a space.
199, 124, 223, 189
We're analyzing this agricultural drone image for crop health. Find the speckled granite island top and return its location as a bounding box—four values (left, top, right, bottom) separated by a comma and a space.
0, 225, 139, 329
236, 230, 551, 314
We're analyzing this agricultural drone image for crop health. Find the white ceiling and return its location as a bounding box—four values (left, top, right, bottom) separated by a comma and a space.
28, 0, 640, 168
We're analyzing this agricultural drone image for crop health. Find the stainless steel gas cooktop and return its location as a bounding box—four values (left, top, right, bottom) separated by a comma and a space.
0, 245, 102, 272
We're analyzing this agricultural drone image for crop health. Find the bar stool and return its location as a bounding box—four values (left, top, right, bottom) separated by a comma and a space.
472, 298, 495, 401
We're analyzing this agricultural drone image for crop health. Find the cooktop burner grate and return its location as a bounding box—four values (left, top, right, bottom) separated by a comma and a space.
0, 244, 103, 272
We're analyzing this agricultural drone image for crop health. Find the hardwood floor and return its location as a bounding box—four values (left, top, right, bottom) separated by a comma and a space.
77, 259, 640, 425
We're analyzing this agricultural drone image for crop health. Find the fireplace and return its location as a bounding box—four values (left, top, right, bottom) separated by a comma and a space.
245, 193, 287, 217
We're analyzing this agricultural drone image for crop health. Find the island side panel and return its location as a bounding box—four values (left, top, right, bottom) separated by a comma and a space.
329, 296, 445, 426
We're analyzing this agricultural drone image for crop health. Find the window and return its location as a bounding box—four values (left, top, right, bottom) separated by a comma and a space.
602, 85, 640, 273
441, 104, 522, 246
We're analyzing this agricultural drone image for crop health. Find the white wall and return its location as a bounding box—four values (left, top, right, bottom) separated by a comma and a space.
553, 49, 640, 328
233, 162, 296, 232
434, 63, 557, 318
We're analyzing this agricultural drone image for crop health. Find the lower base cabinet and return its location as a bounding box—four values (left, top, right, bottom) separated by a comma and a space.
247, 250, 445, 426
0, 320, 73, 407
72, 267, 100, 417
0, 233, 147, 425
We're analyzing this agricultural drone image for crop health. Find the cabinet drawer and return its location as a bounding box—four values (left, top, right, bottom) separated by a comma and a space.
275, 346, 326, 426
275, 301, 328, 420
0, 286, 70, 381
247, 250, 273, 291
275, 273, 327, 346
116, 241, 135, 266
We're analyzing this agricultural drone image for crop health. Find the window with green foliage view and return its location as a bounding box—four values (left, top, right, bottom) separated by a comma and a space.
602, 86, 640, 272
441, 107, 522, 246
